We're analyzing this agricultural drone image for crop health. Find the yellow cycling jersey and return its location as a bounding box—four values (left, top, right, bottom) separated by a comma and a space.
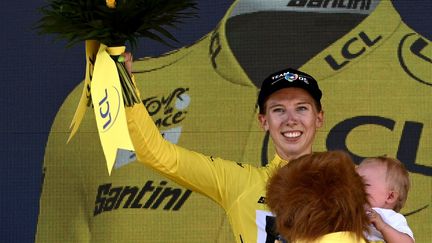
127, 103, 289, 243
36, 0, 431, 242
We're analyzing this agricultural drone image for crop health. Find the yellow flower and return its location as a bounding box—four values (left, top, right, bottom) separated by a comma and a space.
106, 0, 116, 8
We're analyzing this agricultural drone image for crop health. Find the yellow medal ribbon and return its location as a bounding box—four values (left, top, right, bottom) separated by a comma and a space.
67, 40, 99, 142
91, 44, 135, 175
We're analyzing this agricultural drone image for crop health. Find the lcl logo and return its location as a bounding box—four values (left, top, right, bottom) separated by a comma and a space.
398, 33, 432, 86
98, 87, 121, 132
324, 31, 382, 70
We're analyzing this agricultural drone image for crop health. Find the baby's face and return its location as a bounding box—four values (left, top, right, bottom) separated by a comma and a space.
356, 162, 390, 208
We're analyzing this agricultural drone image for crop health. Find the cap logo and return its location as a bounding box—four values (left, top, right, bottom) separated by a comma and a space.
285, 72, 298, 82
259, 69, 321, 109
270, 71, 310, 85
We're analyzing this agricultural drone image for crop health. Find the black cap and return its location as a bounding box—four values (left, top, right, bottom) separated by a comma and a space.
257, 68, 322, 112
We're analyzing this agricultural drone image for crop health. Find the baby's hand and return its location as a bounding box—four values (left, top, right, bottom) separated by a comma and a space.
367, 209, 385, 231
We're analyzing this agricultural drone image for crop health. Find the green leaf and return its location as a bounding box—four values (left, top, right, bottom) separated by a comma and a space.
36, 0, 199, 49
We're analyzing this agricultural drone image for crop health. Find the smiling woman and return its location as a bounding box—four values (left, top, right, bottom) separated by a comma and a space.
257, 68, 323, 162
123, 67, 326, 243
258, 88, 323, 161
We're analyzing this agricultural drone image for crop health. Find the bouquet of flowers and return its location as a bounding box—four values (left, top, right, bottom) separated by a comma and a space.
37, 0, 198, 48
36, 0, 198, 174
37, 0, 198, 105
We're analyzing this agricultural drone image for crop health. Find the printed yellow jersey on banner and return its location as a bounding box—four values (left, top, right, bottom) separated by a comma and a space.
36, 0, 431, 242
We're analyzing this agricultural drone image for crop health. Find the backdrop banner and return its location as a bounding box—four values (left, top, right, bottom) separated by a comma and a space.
36, 1, 431, 242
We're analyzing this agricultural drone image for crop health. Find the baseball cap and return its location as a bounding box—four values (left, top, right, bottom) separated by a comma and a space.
257, 68, 322, 113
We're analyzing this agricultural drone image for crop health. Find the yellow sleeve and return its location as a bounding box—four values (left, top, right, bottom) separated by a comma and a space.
126, 103, 253, 208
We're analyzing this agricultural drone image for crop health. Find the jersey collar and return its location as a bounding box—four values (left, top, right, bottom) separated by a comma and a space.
292, 0, 401, 80
269, 153, 289, 168
210, 0, 401, 87
208, 1, 253, 88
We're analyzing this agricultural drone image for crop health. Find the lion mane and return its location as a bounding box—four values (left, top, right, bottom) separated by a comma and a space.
266, 151, 369, 242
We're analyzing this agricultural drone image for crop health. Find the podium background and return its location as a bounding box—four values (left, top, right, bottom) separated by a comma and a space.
0, 1, 430, 242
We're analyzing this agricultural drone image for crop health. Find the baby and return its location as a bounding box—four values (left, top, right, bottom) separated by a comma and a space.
356, 156, 415, 243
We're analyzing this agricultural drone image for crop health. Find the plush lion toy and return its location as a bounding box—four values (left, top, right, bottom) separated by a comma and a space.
266, 151, 370, 243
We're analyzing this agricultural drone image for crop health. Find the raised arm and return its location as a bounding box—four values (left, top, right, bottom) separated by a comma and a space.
124, 51, 257, 209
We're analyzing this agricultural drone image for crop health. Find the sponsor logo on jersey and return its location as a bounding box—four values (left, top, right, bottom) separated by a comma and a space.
398, 33, 432, 86
229, 0, 377, 17
287, 0, 372, 10
143, 87, 189, 129
94, 180, 192, 216
325, 30, 382, 70
143, 87, 190, 144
